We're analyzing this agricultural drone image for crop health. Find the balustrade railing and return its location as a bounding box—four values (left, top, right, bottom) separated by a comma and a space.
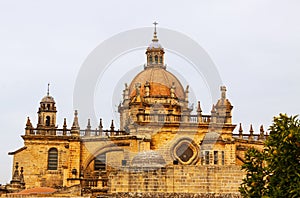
138, 113, 211, 124
26, 128, 127, 137
82, 178, 108, 188
232, 133, 268, 141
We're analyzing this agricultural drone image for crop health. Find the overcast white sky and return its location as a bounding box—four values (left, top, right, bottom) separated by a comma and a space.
0, 0, 299, 184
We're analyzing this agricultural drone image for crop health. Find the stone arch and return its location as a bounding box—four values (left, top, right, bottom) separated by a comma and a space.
82, 144, 124, 170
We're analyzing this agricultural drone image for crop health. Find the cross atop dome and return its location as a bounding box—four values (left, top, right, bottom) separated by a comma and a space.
152, 21, 158, 42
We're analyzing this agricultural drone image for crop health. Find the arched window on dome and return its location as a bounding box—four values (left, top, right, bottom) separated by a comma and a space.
159, 56, 163, 64
46, 116, 51, 126
155, 55, 158, 63
48, 148, 58, 170
149, 56, 153, 64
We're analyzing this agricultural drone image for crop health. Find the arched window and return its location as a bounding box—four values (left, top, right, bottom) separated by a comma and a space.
94, 153, 106, 171
214, 151, 218, 165
48, 148, 58, 170
149, 56, 153, 63
159, 57, 163, 64
46, 116, 50, 126
155, 55, 158, 63
222, 151, 225, 165
205, 151, 209, 165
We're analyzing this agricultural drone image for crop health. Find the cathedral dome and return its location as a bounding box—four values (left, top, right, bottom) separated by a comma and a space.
129, 67, 185, 100
41, 95, 55, 103
131, 151, 166, 168
128, 22, 185, 100
40, 84, 55, 103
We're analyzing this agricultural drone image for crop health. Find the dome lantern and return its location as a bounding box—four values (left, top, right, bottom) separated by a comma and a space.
146, 21, 165, 68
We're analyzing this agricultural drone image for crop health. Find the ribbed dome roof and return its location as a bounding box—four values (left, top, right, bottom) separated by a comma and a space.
129, 67, 185, 100
41, 95, 55, 103
148, 41, 162, 49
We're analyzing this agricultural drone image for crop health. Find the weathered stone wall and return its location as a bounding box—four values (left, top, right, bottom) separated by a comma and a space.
109, 165, 244, 194
12, 137, 71, 188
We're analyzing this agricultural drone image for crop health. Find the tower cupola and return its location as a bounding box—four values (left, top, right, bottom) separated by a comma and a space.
145, 22, 165, 68
37, 84, 57, 128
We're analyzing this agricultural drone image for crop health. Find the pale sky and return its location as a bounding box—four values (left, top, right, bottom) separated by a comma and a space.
0, 0, 300, 184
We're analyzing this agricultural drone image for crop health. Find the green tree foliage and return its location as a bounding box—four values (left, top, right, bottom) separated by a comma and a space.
240, 148, 267, 197
240, 114, 300, 198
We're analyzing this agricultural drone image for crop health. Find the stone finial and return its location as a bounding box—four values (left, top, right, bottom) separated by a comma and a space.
260, 125, 264, 132
249, 124, 254, 141
98, 118, 103, 136
20, 167, 25, 186
210, 105, 217, 123
85, 119, 91, 136
26, 117, 32, 128
220, 86, 227, 99
185, 85, 189, 93
110, 120, 115, 131
62, 118, 67, 135
25, 117, 33, 135
197, 101, 202, 114
99, 118, 103, 130
196, 101, 202, 123
123, 83, 129, 100
87, 119, 91, 130
259, 125, 265, 140
185, 85, 189, 92
211, 104, 216, 113
12, 162, 20, 181
72, 110, 79, 128
184, 85, 189, 102
63, 118, 67, 129
170, 82, 176, 98
71, 110, 80, 136
238, 123, 243, 139
250, 124, 254, 133
134, 83, 142, 102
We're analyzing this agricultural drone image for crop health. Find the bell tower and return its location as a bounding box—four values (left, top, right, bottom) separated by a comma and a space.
37, 84, 57, 129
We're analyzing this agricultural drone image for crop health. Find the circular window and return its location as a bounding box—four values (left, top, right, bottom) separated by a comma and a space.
172, 139, 199, 165
176, 143, 193, 162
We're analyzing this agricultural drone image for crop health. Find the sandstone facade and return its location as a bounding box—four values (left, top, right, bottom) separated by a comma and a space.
7, 25, 267, 197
